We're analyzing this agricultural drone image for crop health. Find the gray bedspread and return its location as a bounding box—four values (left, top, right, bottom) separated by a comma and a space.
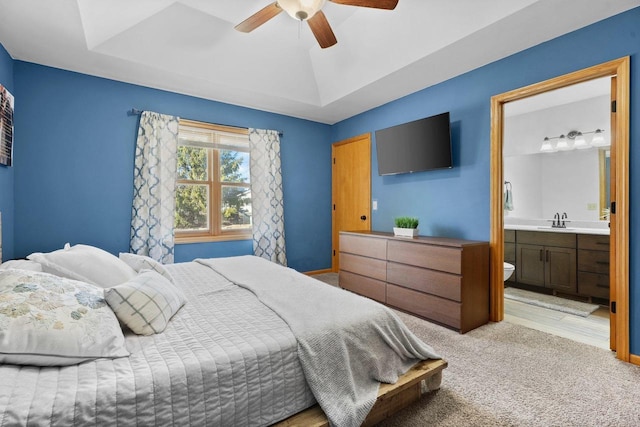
197, 256, 441, 427
0, 262, 315, 426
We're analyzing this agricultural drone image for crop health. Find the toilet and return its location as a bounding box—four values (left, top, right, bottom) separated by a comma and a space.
503, 262, 515, 281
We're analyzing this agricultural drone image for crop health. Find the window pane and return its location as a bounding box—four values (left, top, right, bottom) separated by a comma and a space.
177, 146, 208, 181
220, 150, 250, 183
175, 184, 209, 231
221, 186, 252, 230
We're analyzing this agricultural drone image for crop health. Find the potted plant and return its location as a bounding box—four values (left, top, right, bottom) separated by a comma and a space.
393, 216, 419, 238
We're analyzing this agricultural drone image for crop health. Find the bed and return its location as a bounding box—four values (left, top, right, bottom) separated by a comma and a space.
0, 248, 445, 427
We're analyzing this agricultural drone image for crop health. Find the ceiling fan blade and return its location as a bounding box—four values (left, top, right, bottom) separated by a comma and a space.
329, 0, 398, 10
308, 11, 338, 49
235, 2, 282, 33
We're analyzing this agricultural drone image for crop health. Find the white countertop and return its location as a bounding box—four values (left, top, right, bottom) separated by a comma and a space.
504, 224, 610, 235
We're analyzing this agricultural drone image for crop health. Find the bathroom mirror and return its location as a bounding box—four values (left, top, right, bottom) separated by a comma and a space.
503, 78, 610, 223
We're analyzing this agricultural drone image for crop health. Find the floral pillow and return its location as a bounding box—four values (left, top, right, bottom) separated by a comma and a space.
119, 252, 175, 284
0, 269, 129, 366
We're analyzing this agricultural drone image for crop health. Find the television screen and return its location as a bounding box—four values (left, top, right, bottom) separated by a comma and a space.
375, 112, 452, 175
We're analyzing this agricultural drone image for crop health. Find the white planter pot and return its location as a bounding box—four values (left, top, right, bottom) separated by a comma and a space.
393, 227, 419, 238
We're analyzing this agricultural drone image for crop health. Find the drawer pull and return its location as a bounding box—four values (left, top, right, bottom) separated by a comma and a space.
596, 284, 609, 289
595, 241, 610, 245
596, 261, 610, 266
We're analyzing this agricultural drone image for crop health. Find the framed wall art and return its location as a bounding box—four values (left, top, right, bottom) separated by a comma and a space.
0, 84, 14, 167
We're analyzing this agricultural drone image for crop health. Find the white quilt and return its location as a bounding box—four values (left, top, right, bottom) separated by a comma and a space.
197, 256, 441, 427
0, 262, 315, 426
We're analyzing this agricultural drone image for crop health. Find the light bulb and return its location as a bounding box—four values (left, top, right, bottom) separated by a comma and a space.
540, 137, 555, 153
573, 132, 589, 149
556, 135, 570, 151
591, 129, 607, 147
277, 0, 327, 21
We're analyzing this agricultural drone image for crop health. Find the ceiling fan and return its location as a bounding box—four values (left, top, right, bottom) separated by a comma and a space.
235, 0, 399, 49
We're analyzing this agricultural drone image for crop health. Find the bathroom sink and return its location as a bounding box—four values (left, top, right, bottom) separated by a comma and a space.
537, 226, 574, 231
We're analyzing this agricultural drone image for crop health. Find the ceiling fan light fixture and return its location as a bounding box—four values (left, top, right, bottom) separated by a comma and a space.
278, 0, 327, 21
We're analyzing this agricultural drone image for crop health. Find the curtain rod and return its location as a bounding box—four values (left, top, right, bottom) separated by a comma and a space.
128, 108, 283, 137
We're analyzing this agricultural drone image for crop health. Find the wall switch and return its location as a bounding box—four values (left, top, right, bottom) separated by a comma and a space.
372, 199, 378, 211
587, 203, 597, 211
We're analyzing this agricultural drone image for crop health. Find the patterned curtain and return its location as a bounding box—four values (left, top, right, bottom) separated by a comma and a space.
249, 128, 287, 266
130, 111, 179, 263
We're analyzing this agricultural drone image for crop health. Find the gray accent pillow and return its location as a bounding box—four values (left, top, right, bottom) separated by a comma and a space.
105, 270, 186, 336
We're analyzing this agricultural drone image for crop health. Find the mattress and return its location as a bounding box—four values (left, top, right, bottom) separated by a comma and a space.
0, 261, 316, 426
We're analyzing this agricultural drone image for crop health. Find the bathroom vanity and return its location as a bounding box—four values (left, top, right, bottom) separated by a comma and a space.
504, 225, 609, 302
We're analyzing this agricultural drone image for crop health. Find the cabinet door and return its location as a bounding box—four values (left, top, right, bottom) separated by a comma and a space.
545, 247, 577, 293
516, 244, 545, 286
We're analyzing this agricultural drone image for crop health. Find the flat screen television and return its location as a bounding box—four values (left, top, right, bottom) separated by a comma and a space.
375, 112, 452, 175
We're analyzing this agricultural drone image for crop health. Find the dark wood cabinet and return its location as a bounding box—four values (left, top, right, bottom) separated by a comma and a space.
339, 231, 489, 333
516, 243, 546, 286
504, 229, 516, 284
508, 229, 608, 300
577, 234, 610, 300
515, 231, 577, 293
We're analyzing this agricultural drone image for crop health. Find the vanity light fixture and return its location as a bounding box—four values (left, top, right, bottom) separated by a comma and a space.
540, 129, 607, 153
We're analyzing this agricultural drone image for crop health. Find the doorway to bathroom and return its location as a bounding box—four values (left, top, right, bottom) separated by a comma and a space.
489, 57, 630, 361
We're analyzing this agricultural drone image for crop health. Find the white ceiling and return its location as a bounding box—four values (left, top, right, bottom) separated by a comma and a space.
0, 0, 638, 124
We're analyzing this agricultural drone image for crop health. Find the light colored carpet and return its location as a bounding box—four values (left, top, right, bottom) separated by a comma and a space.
311, 273, 640, 426
504, 287, 599, 317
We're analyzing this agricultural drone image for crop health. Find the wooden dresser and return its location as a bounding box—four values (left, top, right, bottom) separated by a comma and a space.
339, 231, 490, 333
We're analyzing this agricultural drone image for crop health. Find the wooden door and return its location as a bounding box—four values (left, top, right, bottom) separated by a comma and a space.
609, 76, 617, 351
516, 244, 545, 287
545, 247, 577, 293
332, 134, 371, 272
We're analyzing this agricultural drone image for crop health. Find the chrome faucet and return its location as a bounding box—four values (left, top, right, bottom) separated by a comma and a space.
560, 212, 569, 228
553, 212, 560, 228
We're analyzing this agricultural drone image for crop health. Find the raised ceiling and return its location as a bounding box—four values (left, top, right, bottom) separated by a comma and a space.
0, 0, 638, 124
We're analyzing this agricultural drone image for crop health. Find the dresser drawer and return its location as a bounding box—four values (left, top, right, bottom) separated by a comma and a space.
340, 253, 386, 281
387, 240, 462, 274
340, 234, 387, 259
578, 271, 610, 299
517, 230, 576, 248
387, 262, 461, 302
577, 234, 610, 251
386, 284, 461, 330
578, 249, 610, 274
339, 271, 386, 303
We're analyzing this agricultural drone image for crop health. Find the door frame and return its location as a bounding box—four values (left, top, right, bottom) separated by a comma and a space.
331, 133, 372, 272
489, 57, 630, 361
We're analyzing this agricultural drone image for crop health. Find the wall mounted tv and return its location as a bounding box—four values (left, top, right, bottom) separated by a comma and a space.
375, 112, 452, 176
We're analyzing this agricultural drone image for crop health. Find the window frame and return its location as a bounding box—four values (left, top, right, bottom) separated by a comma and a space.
175, 119, 252, 244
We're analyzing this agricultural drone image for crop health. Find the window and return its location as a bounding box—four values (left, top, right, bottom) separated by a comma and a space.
175, 119, 252, 242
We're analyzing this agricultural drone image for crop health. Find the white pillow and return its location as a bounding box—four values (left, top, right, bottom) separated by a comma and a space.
105, 270, 186, 336
0, 259, 43, 271
119, 252, 175, 284
27, 243, 137, 288
0, 270, 129, 366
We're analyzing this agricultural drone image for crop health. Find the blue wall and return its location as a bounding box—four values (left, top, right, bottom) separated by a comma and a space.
3, 7, 640, 353
12, 63, 332, 272
0, 43, 14, 261
332, 8, 640, 353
